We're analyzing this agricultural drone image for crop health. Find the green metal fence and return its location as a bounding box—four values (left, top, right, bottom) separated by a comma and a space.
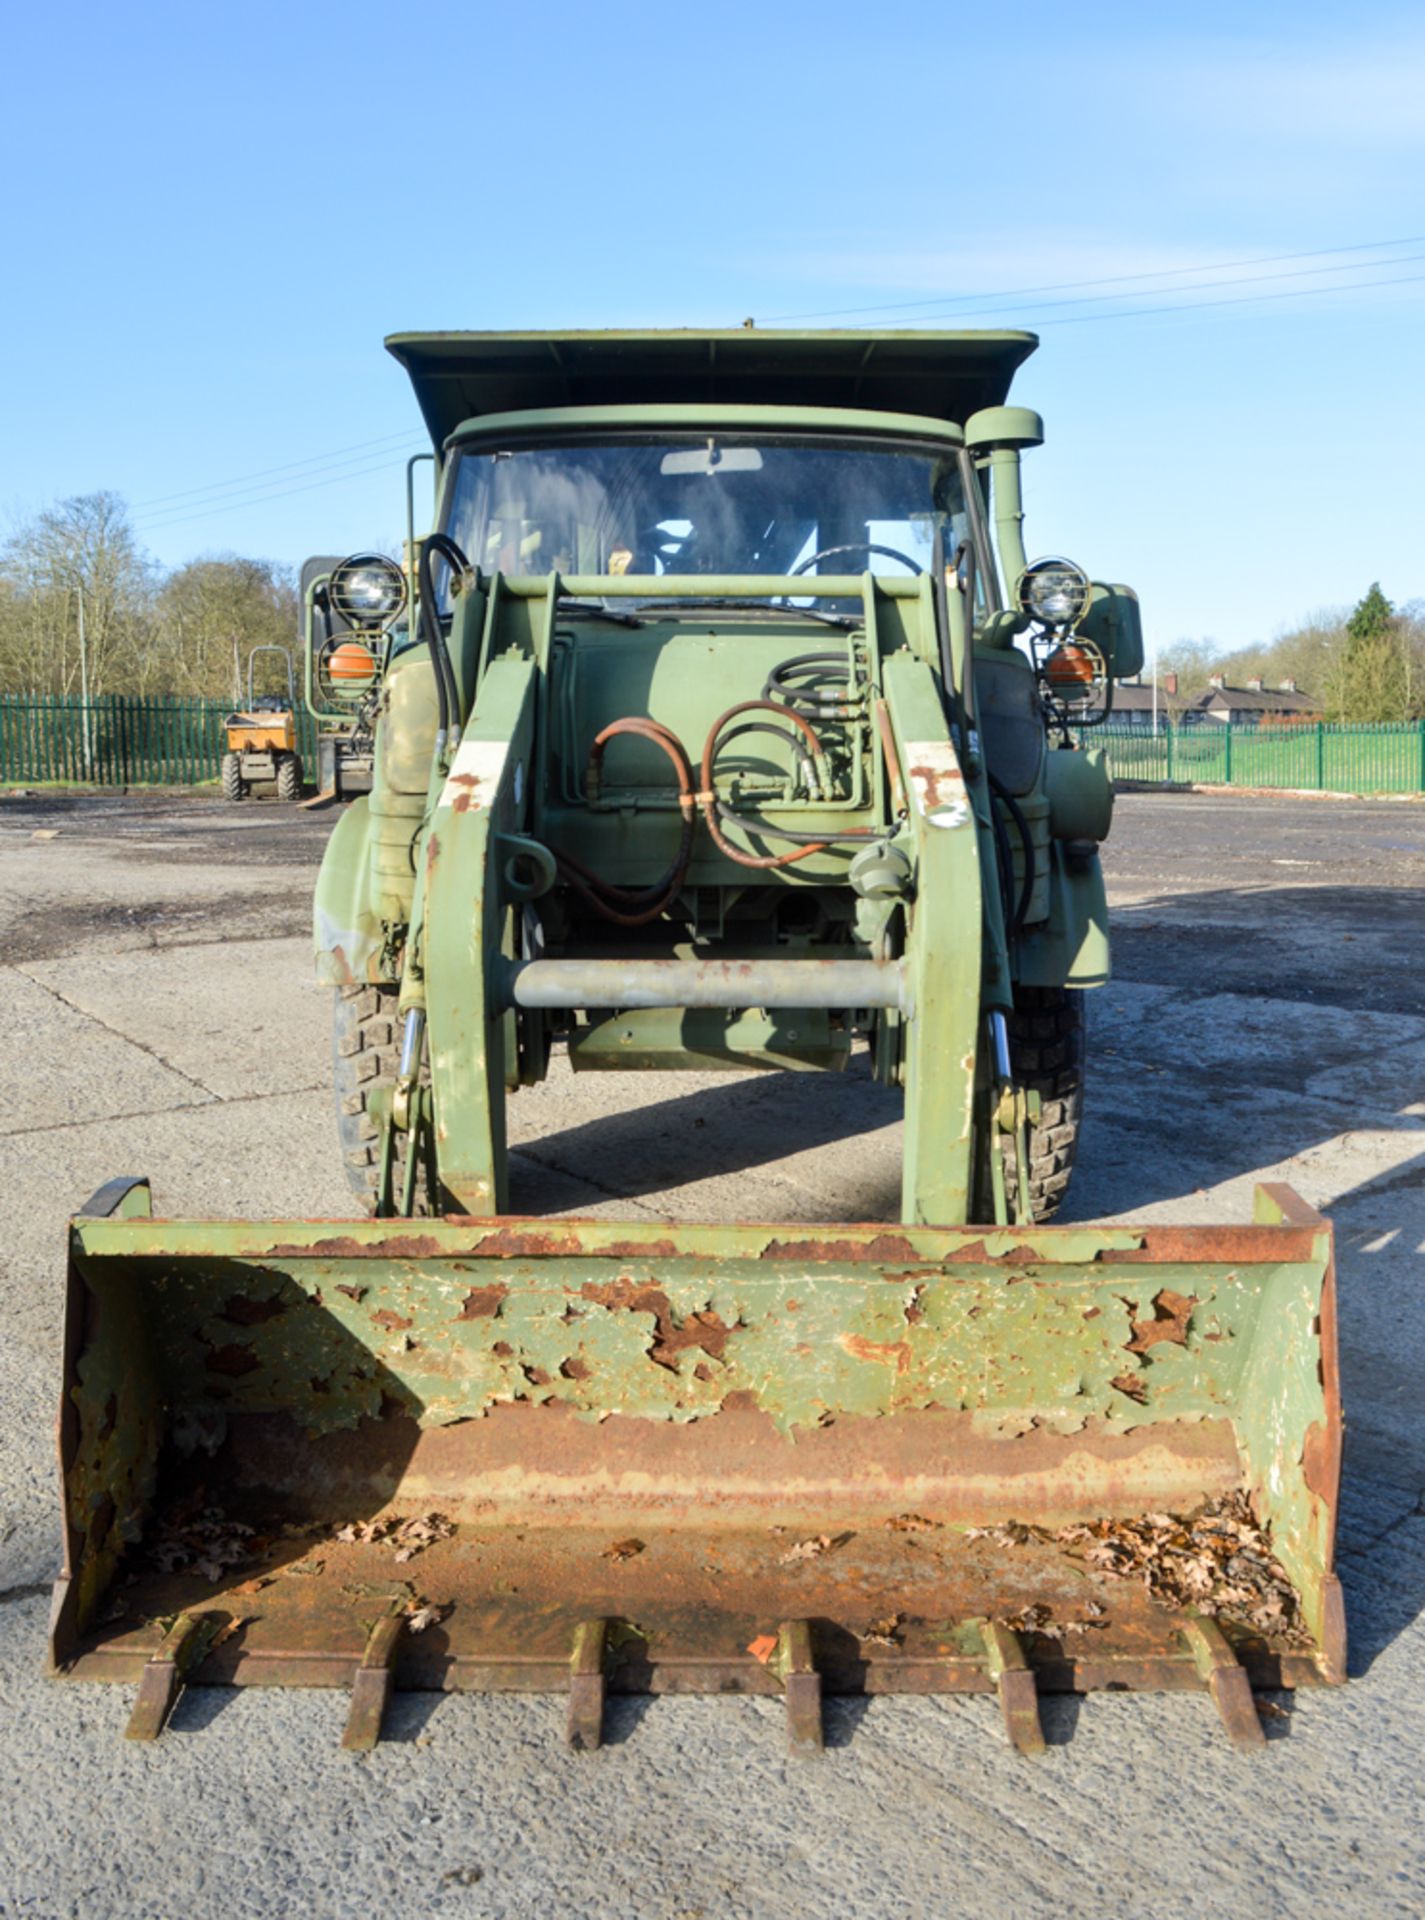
3, 695, 1423, 797
1090, 720, 1425, 795
0, 694, 321, 786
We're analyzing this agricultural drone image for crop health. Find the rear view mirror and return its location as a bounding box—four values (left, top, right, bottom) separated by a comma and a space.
660, 443, 764, 476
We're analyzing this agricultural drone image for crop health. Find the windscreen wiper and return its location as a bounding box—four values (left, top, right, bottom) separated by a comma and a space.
555, 597, 645, 628
634, 596, 859, 630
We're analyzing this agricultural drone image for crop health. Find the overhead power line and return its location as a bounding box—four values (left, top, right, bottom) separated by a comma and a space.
754, 233, 1425, 324
1037, 266, 1425, 328
136, 451, 422, 535
901, 248, 1425, 325
131, 428, 424, 513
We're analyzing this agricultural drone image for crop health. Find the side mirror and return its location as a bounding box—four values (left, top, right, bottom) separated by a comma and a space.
1078, 584, 1144, 681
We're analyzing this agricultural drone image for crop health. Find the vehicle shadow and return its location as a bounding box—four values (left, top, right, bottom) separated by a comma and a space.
507, 1054, 902, 1213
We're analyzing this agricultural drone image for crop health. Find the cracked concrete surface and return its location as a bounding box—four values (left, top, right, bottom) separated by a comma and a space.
0, 789, 1422, 1920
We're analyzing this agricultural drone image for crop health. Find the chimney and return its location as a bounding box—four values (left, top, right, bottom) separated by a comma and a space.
1247, 677, 1263, 693
1162, 672, 1178, 696
1280, 677, 1297, 693
1209, 674, 1226, 690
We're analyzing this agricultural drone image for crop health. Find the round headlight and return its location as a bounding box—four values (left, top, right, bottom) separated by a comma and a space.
1043, 640, 1104, 704
1017, 557, 1091, 629
329, 553, 407, 629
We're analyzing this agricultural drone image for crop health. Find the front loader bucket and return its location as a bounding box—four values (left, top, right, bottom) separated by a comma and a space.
52, 1180, 1342, 1751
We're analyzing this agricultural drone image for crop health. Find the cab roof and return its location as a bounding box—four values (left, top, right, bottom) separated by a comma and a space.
385, 329, 1037, 448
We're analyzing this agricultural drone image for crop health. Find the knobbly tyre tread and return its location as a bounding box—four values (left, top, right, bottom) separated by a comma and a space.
1006, 985, 1084, 1222
332, 983, 433, 1215
220, 751, 245, 802
276, 751, 303, 802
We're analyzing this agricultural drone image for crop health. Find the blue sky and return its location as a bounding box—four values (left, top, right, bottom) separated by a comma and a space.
4, 0, 1423, 658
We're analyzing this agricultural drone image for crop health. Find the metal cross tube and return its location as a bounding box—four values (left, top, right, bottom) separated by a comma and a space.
502, 958, 907, 1011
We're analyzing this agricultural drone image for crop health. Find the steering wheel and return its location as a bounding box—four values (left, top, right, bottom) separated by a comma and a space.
639, 522, 700, 572
791, 542, 924, 577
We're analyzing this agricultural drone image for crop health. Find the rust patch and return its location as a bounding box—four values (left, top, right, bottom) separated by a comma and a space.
83, 1493, 116, 1557
944, 1240, 1048, 1266
1098, 1228, 1309, 1263
839, 1333, 912, 1374
524, 1366, 553, 1387
448, 774, 480, 816
1301, 1419, 1339, 1505
372, 1309, 414, 1332
560, 1357, 590, 1382
205, 1344, 260, 1377
600, 1238, 679, 1260
904, 1286, 926, 1327
580, 1280, 737, 1371
457, 1284, 508, 1321
220, 1293, 286, 1327
907, 761, 960, 808
491, 1341, 514, 1359
471, 1226, 585, 1259
264, 1234, 443, 1261
1125, 1289, 1198, 1354
762, 1233, 920, 1264
336, 1284, 366, 1303
1110, 1372, 1148, 1403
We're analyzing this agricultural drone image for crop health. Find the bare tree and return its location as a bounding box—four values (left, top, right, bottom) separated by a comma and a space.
0, 497, 298, 700
0, 492, 156, 695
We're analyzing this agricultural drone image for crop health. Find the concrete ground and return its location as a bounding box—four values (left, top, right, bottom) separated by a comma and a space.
0, 789, 1421, 1920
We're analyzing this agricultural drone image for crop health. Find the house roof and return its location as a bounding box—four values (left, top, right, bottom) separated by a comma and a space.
1112, 682, 1180, 711
1189, 684, 1318, 713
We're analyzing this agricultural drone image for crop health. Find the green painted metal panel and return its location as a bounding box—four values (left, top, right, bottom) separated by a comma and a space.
385, 330, 1037, 447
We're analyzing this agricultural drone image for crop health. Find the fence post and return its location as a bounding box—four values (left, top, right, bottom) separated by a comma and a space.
1166, 722, 1174, 784
1224, 723, 1233, 786
1316, 723, 1325, 792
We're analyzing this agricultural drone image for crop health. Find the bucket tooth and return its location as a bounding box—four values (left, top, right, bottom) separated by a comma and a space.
779, 1621, 823, 1756
566, 1620, 608, 1752
341, 1614, 404, 1752
1181, 1615, 1267, 1753
979, 1621, 1046, 1757
124, 1613, 214, 1741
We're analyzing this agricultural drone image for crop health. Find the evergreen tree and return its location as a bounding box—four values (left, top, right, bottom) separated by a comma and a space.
1327, 584, 1410, 723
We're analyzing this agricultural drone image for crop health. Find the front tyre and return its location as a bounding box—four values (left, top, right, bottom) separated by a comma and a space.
332, 983, 434, 1216
221, 751, 246, 802
1007, 986, 1085, 1222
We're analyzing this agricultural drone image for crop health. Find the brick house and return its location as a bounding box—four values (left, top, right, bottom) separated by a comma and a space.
1186, 677, 1320, 726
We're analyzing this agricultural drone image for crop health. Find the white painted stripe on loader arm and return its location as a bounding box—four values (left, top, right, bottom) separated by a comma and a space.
902, 740, 970, 828
438, 738, 510, 814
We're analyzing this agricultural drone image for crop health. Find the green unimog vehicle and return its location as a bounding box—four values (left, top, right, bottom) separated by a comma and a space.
52, 332, 1342, 1759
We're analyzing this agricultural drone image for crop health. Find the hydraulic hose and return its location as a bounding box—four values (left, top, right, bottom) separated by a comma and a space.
699, 701, 878, 869
989, 771, 1036, 933
762, 650, 855, 716
418, 533, 470, 759
556, 718, 695, 926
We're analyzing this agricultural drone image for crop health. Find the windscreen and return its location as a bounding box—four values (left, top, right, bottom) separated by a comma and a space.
443, 436, 970, 596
